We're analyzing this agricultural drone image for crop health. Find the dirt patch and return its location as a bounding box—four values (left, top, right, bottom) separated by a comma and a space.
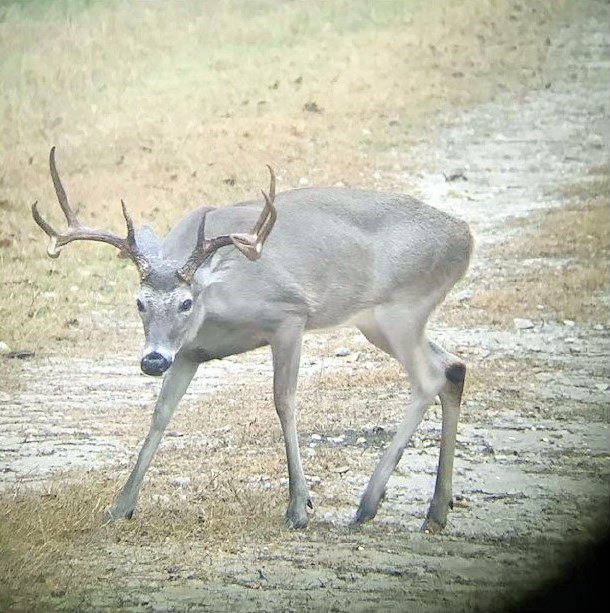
1, 2, 609, 612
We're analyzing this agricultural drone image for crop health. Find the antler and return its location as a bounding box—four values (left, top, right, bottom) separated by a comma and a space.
177, 165, 277, 284
32, 147, 151, 280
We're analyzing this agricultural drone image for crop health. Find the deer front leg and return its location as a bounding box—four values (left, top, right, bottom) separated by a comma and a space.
105, 355, 198, 521
271, 318, 310, 529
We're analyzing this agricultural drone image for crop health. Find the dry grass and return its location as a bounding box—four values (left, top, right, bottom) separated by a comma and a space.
0, 0, 574, 352
463, 176, 610, 326
0, 473, 288, 609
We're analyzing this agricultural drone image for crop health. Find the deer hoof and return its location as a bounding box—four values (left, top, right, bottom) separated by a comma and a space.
284, 514, 308, 529
103, 506, 134, 523
420, 517, 445, 534
284, 505, 309, 529
352, 491, 382, 526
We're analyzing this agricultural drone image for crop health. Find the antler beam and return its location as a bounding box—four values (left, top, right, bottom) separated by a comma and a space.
32, 147, 151, 280
176, 166, 277, 283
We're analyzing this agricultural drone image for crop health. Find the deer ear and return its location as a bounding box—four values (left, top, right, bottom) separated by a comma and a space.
135, 225, 161, 259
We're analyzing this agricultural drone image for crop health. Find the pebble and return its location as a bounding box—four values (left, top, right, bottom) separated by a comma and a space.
513, 318, 535, 330
0, 341, 10, 355
443, 168, 468, 182
335, 347, 350, 357
454, 289, 473, 302
170, 477, 190, 488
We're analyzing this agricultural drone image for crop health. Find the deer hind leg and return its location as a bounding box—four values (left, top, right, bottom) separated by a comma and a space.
105, 355, 198, 521
271, 317, 311, 529
353, 305, 464, 532
422, 341, 465, 533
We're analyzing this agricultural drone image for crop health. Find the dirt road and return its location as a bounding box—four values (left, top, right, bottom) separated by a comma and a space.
1, 7, 608, 613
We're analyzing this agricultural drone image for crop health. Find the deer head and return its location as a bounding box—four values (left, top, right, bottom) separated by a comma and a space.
32, 147, 278, 376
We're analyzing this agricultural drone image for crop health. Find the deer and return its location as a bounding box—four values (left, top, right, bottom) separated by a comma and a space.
32, 147, 473, 533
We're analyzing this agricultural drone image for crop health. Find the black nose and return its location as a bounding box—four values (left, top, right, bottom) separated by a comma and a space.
141, 352, 172, 376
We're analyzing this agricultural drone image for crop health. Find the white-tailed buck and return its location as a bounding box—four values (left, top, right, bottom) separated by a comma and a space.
33, 147, 472, 532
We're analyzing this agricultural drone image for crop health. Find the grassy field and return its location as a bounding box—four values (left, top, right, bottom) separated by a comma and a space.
1, 0, 606, 610
456, 168, 610, 327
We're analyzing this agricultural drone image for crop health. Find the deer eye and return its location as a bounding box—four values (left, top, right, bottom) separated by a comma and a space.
136, 298, 145, 313
179, 298, 193, 312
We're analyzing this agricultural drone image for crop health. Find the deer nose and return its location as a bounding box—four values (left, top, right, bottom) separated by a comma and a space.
141, 352, 172, 376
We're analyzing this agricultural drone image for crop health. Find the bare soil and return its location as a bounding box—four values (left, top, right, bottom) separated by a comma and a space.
1, 4, 609, 612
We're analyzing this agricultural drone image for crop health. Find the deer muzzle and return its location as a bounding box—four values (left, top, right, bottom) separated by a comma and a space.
140, 351, 173, 376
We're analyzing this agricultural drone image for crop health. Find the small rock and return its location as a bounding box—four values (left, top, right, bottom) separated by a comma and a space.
45, 577, 66, 597
311, 434, 323, 441
335, 347, 350, 357
454, 289, 473, 302
356, 437, 367, 445
298, 177, 310, 186
594, 383, 609, 392
303, 101, 323, 114
334, 466, 350, 475
563, 320, 575, 327
443, 168, 468, 182
170, 477, 190, 489
0, 341, 11, 355
586, 133, 603, 149
513, 318, 534, 330
5, 350, 35, 360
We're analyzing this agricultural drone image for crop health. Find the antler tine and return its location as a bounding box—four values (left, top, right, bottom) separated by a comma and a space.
49, 146, 79, 227
176, 214, 233, 283
31, 201, 61, 258
228, 165, 278, 261
252, 165, 276, 235
256, 180, 278, 245
121, 199, 151, 279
